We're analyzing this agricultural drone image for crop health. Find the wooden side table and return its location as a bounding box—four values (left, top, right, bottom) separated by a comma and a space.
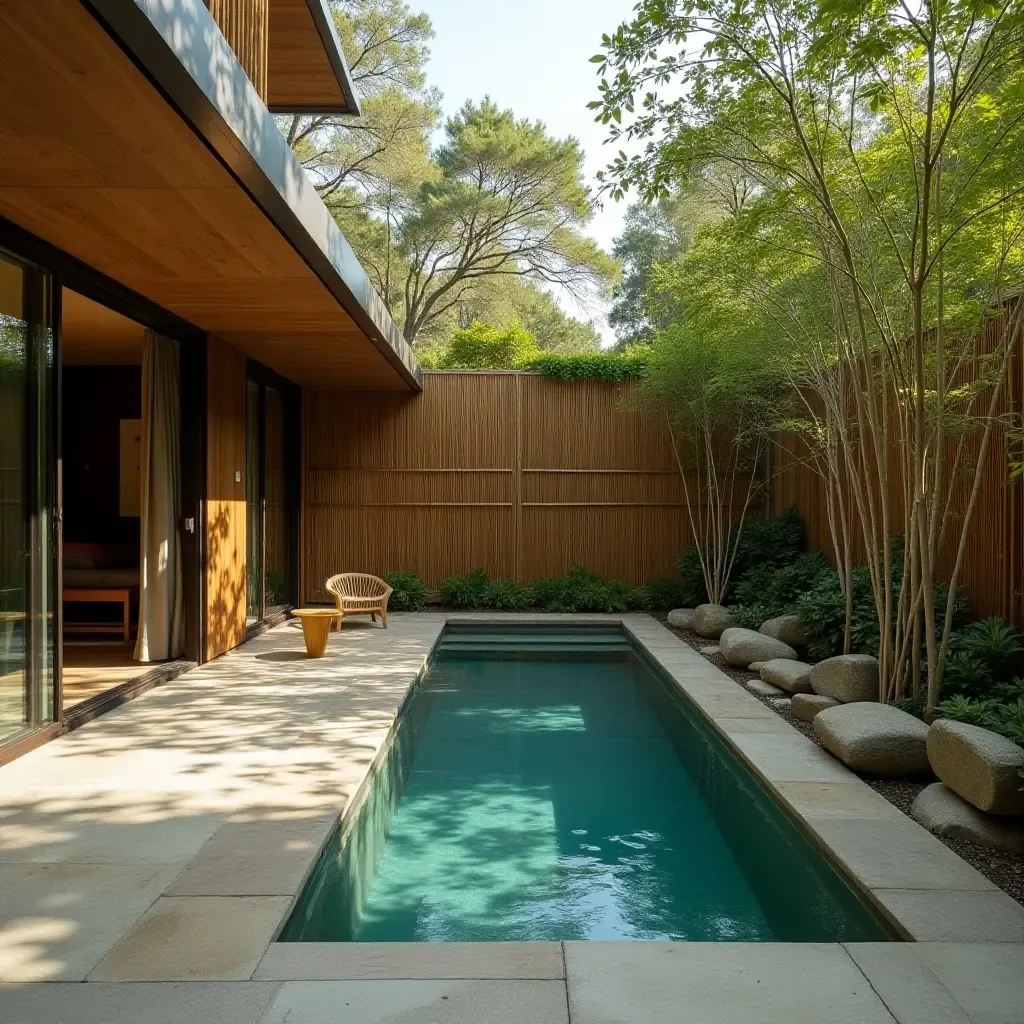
291, 608, 341, 658
63, 588, 132, 643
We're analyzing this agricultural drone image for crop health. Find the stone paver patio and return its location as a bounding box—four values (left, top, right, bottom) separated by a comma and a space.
0, 613, 1022, 1022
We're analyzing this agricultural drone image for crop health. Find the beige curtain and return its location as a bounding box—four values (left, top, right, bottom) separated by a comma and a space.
134, 331, 183, 662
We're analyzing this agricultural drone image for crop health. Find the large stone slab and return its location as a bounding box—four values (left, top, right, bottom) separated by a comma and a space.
259, 980, 569, 1024
791, 693, 840, 722
746, 679, 784, 698
760, 659, 813, 693
911, 782, 1024, 853
927, 719, 1024, 816
254, 942, 565, 980
810, 654, 879, 703
719, 628, 797, 668
813, 702, 929, 775
666, 608, 694, 630
691, 603, 734, 639
88, 895, 289, 981
563, 942, 897, 1024
759, 614, 809, 648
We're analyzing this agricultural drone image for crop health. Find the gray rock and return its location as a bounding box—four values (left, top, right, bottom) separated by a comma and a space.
748, 661, 765, 673
747, 678, 784, 698
760, 659, 814, 694
719, 628, 798, 668
791, 693, 841, 722
666, 608, 695, 630
928, 719, 1024, 816
769, 697, 792, 712
810, 654, 879, 703
814, 702, 929, 775
759, 614, 810, 648
911, 783, 1024, 853
692, 603, 735, 639
699, 645, 721, 657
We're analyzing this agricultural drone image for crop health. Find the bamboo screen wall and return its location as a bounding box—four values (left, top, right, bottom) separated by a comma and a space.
302, 372, 700, 601
772, 304, 1023, 627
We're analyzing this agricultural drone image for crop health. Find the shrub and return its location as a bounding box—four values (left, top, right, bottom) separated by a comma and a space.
440, 566, 488, 608
936, 694, 1001, 728
383, 570, 428, 611
643, 576, 688, 610
437, 320, 540, 369
675, 506, 806, 608
948, 617, 1022, 681
482, 578, 532, 610
793, 564, 881, 661
732, 550, 832, 629
520, 350, 648, 381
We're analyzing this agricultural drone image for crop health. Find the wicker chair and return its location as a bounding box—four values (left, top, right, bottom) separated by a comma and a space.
325, 573, 393, 629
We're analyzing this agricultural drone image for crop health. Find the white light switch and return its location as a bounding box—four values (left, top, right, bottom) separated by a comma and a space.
235, 470, 242, 483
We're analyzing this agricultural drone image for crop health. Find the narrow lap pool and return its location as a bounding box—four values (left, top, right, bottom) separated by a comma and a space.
282, 625, 891, 942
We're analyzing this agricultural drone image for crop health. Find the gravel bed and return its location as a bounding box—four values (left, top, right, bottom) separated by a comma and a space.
659, 615, 1024, 909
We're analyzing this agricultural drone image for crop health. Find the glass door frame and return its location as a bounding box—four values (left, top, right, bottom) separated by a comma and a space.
245, 359, 300, 630
0, 244, 61, 762
0, 217, 209, 762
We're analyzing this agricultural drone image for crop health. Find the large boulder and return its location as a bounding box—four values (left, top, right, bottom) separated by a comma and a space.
747, 678, 784, 698
814, 703, 929, 775
692, 604, 735, 639
792, 693, 841, 722
719, 628, 798, 668
810, 654, 879, 703
927, 719, 1024, 816
911, 783, 1024, 854
667, 608, 695, 630
759, 614, 809, 648
760, 659, 814, 694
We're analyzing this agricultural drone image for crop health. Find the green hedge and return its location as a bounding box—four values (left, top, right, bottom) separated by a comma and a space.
519, 351, 648, 381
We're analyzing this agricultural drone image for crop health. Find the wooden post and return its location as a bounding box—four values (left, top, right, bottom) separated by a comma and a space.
205, 0, 269, 102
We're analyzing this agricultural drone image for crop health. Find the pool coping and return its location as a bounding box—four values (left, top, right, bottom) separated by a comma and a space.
79, 612, 1024, 988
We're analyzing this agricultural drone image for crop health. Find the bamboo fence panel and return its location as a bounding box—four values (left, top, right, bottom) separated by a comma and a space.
302, 372, 724, 599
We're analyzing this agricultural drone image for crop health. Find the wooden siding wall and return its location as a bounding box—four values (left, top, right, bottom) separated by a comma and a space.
303, 373, 704, 601
206, 337, 247, 659
206, 0, 270, 101
773, 305, 1023, 626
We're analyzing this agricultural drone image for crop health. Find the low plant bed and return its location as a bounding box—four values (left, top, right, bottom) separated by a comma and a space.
660, 614, 1024, 910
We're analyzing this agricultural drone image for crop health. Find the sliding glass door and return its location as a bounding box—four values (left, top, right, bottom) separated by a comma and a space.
0, 250, 56, 748
245, 369, 297, 625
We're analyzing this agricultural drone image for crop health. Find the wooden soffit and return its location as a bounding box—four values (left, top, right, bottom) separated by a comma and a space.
0, 0, 415, 390
268, 0, 361, 114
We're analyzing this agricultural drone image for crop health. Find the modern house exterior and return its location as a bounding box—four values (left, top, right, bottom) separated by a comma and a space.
0, 0, 423, 761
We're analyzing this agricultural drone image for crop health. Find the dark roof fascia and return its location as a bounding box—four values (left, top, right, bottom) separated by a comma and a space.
266, 0, 362, 118
85, 0, 420, 390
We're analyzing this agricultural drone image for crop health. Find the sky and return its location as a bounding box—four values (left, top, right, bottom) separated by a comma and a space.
414, 0, 640, 342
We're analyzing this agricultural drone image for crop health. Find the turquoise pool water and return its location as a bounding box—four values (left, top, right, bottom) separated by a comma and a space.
282, 625, 890, 942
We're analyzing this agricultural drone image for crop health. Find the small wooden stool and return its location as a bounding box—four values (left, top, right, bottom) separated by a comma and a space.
290, 608, 340, 658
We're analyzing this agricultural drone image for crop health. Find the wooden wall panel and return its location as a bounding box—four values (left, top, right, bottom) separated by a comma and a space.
206, 0, 270, 101
206, 337, 248, 659
303, 373, 705, 596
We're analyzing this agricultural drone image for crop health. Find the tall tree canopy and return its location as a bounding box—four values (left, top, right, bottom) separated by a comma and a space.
392, 100, 618, 343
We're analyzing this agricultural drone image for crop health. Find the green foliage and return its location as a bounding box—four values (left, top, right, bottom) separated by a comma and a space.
520, 351, 648, 381
948, 617, 1022, 682
732, 552, 832, 631
383, 570, 428, 611
936, 695, 1001, 728
481, 578, 532, 611
643, 576, 689, 611
675, 507, 806, 609
437, 320, 540, 370
439, 566, 488, 608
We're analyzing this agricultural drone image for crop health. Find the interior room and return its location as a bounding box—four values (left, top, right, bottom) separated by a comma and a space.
60, 289, 158, 711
